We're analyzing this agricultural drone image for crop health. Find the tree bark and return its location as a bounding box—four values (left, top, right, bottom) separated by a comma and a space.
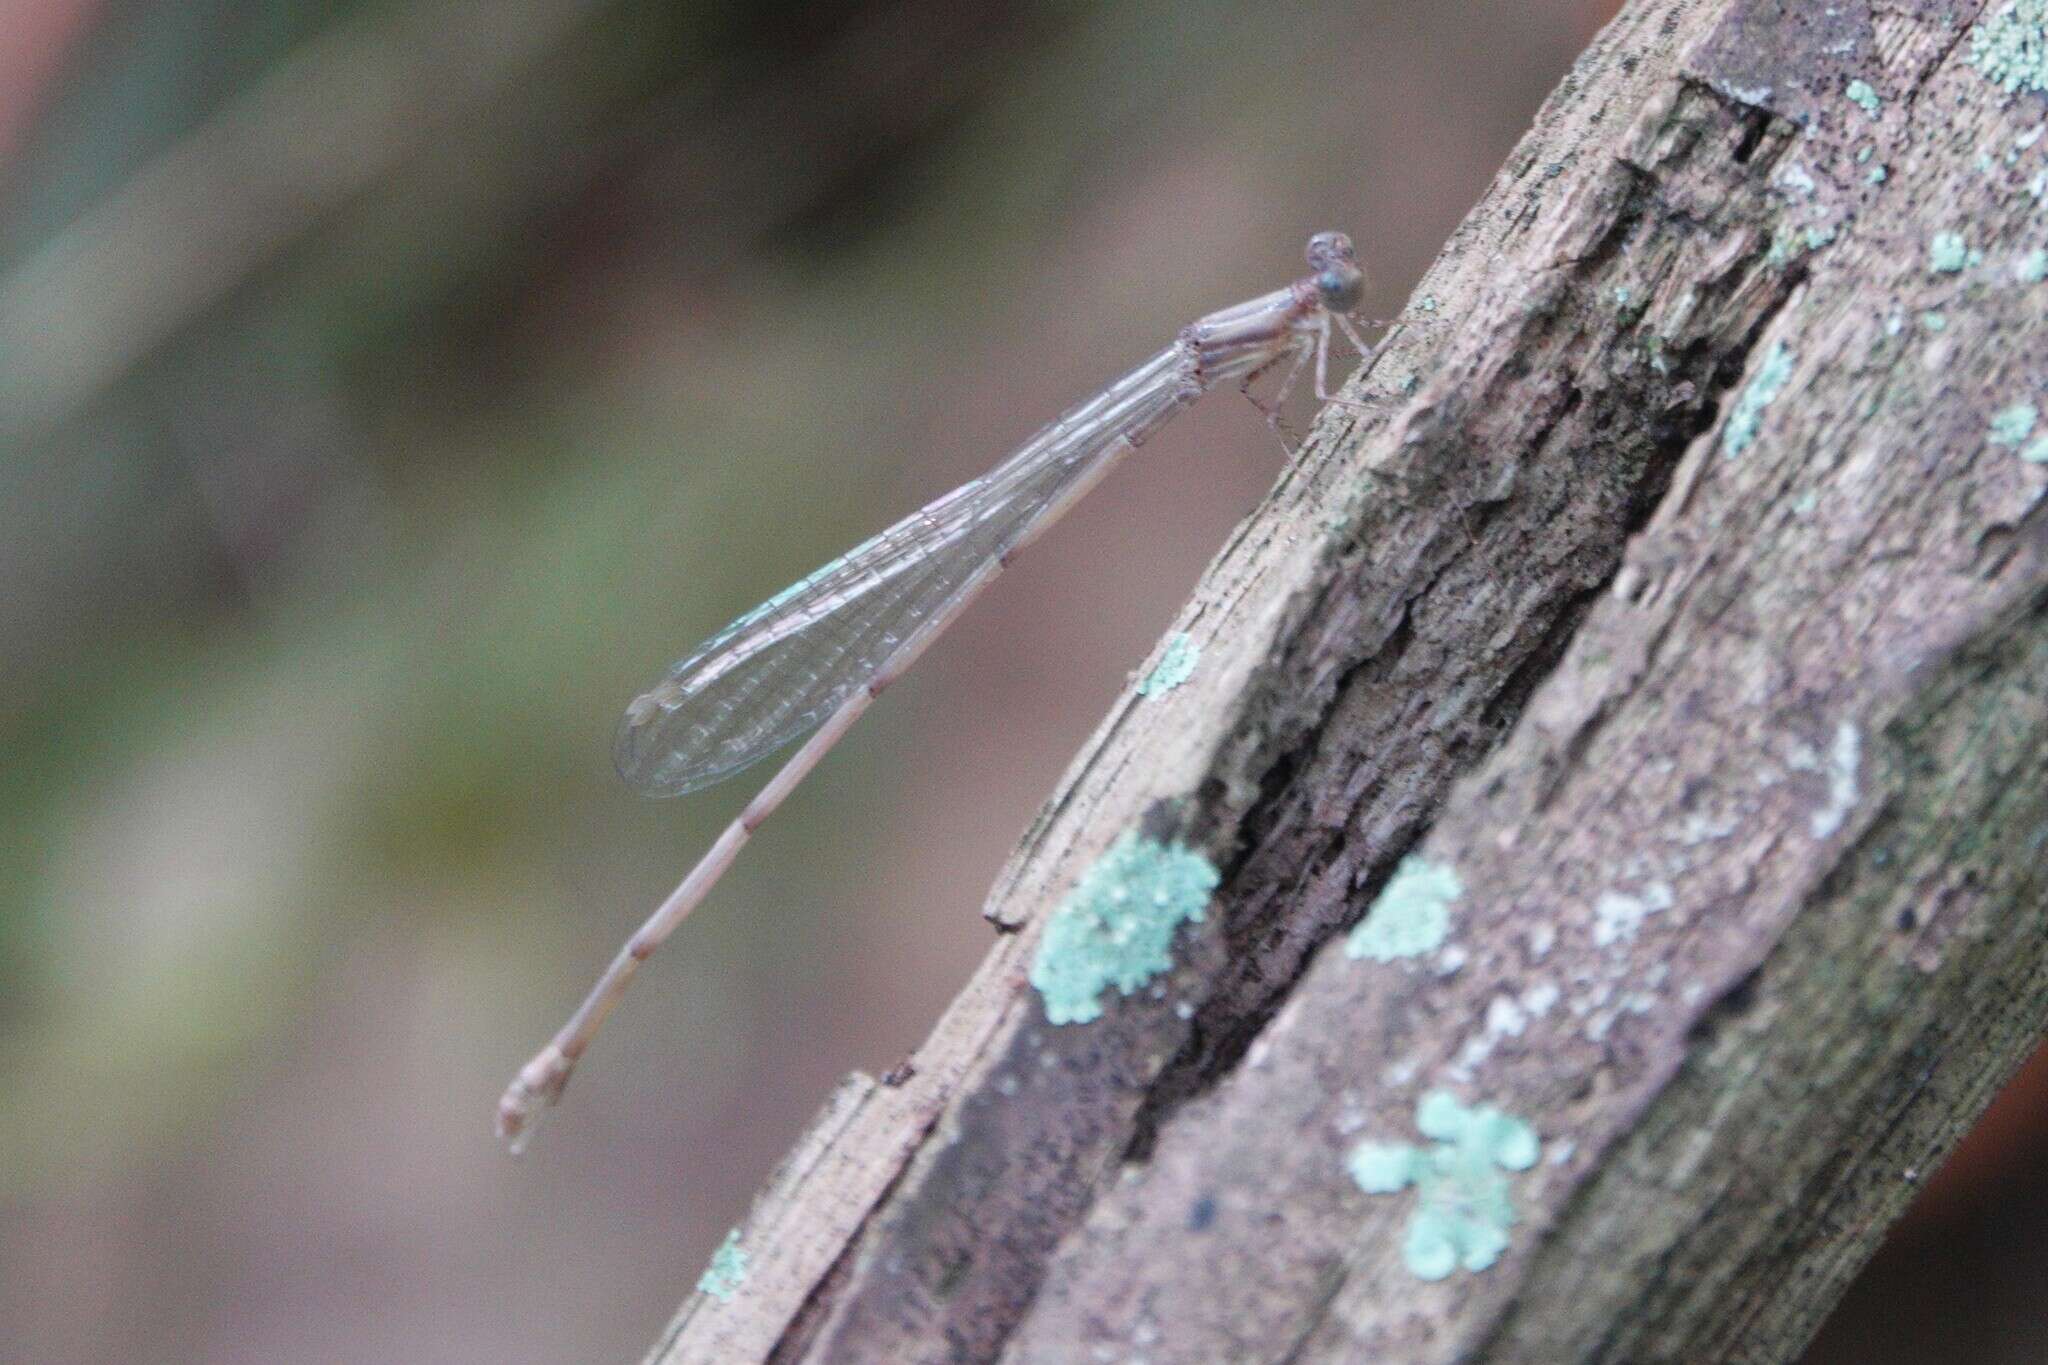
648, 0, 2048, 1360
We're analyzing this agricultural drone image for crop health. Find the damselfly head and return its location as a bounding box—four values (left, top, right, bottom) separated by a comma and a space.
1305, 230, 1356, 268
1305, 231, 1364, 313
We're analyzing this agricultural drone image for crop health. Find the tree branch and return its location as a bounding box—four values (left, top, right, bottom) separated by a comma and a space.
649, 0, 2048, 1359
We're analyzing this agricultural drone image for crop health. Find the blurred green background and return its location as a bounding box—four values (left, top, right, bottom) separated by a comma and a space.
2, 1, 2043, 1361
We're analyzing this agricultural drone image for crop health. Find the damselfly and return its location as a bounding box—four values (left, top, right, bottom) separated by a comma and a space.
499, 232, 1385, 1148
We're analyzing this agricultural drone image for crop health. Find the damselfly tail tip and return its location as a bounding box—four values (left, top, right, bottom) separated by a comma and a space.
497, 1045, 573, 1154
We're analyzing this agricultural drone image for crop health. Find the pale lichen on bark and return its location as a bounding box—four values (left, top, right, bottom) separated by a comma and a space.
649, 0, 2048, 1361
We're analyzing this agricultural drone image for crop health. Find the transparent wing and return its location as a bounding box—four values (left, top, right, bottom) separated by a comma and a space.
615, 346, 1191, 797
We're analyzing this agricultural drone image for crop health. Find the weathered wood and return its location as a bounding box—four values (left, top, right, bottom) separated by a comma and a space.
650, 0, 2048, 1360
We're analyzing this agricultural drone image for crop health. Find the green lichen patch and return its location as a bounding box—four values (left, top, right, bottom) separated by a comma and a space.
2020, 435, 2048, 463
1347, 1090, 1541, 1281
1990, 402, 2041, 447
1591, 882, 1675, 947
1722, 341, 1795, 459
1970, 0, 2048, 95
1346, 856, 1462, 962
1810, 721, 1862, 839
696, 1228, 749, 1302
1137, 632, 1201, 697
1845, 78, 1882, 115
1030, 830, 1219, 1025
2016, 249, 2048, 284
1928, 231, 1977, 274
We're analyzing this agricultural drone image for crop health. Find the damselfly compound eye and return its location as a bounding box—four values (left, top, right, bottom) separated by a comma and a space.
1317, 266, 1364, 313
1305, 230, 1357, 270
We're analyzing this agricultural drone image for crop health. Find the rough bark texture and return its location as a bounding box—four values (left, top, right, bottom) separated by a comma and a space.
648, 0, 2048, 1360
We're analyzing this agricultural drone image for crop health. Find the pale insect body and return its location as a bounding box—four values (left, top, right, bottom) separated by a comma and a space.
500, 232, 1378, 1148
